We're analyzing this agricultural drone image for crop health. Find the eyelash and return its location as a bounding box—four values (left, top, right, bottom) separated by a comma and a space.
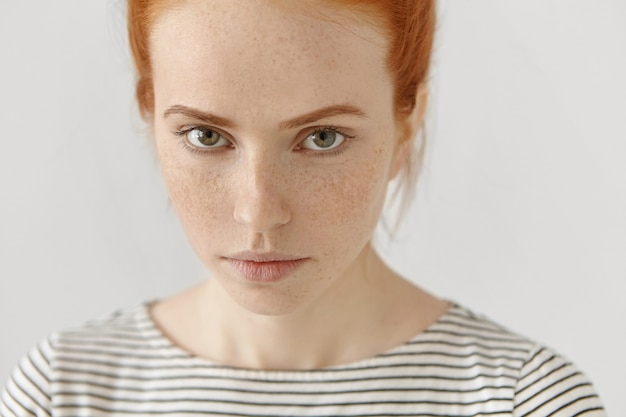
173, 125, 356, 157
174, 126, 232, 156
302, 126, 355, 158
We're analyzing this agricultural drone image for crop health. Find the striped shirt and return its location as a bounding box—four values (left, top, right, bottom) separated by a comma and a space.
1, 303, 605, 416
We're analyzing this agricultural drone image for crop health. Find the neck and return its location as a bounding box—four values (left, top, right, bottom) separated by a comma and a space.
205, 246, 390, 369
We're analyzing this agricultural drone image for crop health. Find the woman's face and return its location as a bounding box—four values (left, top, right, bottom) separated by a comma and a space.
151, 0, 409, 315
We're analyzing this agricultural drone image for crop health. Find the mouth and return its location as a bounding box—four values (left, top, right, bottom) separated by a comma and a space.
223, 252, 309, 283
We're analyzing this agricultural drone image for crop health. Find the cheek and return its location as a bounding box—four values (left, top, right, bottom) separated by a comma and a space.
158, 149, 234, 252
301, 148, 391, 241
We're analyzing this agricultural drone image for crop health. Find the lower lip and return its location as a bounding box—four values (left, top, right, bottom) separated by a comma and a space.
225, 259, 308, 283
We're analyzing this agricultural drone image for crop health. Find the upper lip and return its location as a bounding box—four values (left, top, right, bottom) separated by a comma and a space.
224, 251, 306, 263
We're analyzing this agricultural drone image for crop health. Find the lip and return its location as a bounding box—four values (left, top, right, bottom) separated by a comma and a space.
223, 252, 309, 283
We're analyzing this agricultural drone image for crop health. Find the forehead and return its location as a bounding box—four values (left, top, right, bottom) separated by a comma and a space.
149, 0, 392, 120
150, 0, 386, 51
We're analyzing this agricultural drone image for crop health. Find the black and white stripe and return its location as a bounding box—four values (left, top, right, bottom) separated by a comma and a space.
1, 304, 605, 416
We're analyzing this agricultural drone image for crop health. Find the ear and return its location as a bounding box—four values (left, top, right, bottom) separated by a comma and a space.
389, 84, 428, 180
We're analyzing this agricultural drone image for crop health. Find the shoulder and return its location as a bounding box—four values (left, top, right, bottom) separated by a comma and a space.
1, 337, 53, 417
43, 302, 179, 372
420, 303, 537, 360
0, 303, 171, 416
424, 304, 606, 416
49, 302, 156, 348
513, 345, 605, 416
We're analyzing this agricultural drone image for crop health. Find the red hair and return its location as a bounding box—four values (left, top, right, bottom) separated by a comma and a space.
128, 0, 434, 119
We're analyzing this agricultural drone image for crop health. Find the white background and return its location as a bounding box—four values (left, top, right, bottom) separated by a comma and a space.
0, 0, 624, 415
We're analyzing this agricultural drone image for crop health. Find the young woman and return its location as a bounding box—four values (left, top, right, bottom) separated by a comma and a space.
1, 0, 606, 415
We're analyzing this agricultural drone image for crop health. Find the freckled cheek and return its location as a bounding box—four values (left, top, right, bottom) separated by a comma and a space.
159, 158, 234, 249
301, 159, 389, 236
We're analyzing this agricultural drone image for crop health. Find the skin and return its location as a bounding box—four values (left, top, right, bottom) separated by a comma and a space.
149, 0, 448, 370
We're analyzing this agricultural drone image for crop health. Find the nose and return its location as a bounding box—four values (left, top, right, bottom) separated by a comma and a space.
232, 154, 291, 232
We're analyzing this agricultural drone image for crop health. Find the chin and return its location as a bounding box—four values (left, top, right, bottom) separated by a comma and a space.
217, 277, 322, 317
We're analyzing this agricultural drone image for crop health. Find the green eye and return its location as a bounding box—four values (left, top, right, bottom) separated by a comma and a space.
301, 130, 345, 151
187, 128, 229, 148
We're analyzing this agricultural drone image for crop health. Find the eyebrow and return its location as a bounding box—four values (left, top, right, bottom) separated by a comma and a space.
279, 104, 367, 129
163, 104, 367, 130
164, 105, 236, 128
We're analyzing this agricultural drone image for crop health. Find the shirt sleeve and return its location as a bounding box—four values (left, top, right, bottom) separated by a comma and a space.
513, 345, 606, 417
1, 339, 53, 417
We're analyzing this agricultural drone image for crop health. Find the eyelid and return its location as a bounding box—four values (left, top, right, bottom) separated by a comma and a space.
174, 124, 234, 151
296, 125, 355, 151
171, 124, 355, 156
174, 124, 231, 139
